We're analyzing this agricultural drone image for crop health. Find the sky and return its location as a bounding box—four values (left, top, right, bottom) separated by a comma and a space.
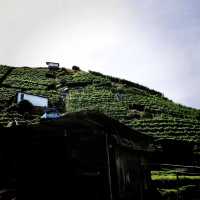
0, 0, 200, 109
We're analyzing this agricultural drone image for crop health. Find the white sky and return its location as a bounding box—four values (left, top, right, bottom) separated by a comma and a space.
0, 0, 200, 109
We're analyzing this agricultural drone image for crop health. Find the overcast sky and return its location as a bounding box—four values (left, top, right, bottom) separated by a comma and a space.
0, 0, 199, 109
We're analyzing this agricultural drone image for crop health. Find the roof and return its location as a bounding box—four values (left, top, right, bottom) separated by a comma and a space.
41, 108, 60, 119
1, 111, 158, 151
46, 62, 59, 67
35, 111, 156, 151
17, 91, 48, 99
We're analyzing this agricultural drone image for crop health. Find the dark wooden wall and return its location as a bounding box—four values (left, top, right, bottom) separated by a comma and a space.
0, 126, 152, 200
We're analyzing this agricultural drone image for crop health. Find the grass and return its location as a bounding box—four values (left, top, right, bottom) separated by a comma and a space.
151, 170, 200, 181
152, 174, 200, 181
151, 170, 200, 199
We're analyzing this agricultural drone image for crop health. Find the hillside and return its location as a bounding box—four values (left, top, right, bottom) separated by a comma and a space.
0, 64, 200, 144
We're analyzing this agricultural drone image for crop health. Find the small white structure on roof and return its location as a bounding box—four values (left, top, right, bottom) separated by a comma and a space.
17, 92, 48, 107
46, 62, 59, 70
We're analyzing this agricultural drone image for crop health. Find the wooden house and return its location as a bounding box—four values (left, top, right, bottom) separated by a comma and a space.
0, 111, 157, 200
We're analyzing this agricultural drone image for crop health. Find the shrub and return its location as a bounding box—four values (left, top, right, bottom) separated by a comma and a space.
72, 66, 80, 71
46, 72, 56, 79
195, 112, 200, 120
17, 100, 33, 114
47, 81, 57, 90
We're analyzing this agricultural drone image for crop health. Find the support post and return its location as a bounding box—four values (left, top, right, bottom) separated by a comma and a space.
105, 134, 113, 200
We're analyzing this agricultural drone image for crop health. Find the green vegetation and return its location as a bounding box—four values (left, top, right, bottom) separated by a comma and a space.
59, 70, 110, 87
151, 169, 200, 199
67, 85, 128, 119
66, 77, 200, 143
0, 65, 199, 199
129, 118, 200, 142
2, 67, 56, 89
0, 65, 11, 80
0, 65, 199, 145
0, 87, 16, 108
151, 170, 200, 181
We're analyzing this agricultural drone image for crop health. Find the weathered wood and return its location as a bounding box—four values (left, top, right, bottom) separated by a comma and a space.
0, 111, 155, 200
